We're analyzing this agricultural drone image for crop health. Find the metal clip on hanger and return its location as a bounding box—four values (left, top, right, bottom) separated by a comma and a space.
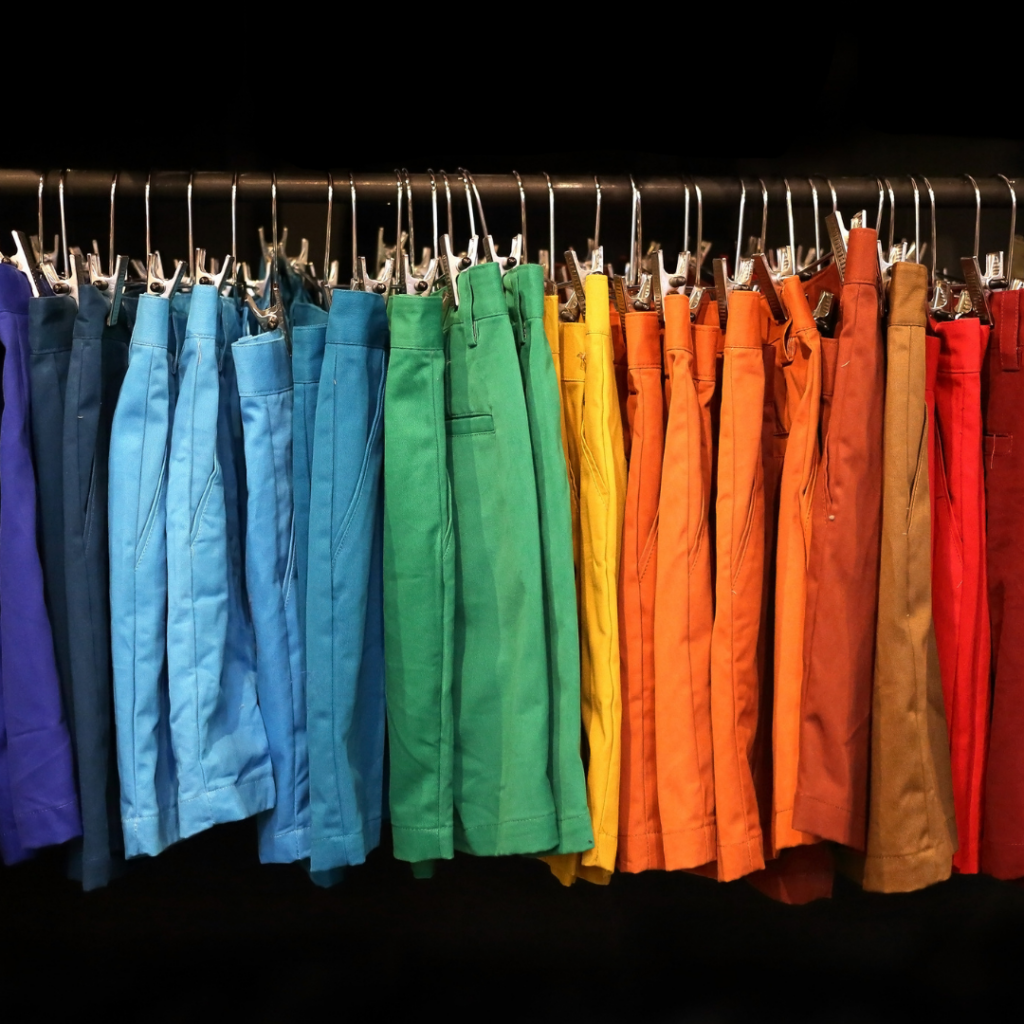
319, 173, 339, 308
767, 178, 797, 279
244, 173, 285, 332
539, 172, 556, 294
466, 169, 521, 276
918, 176, 951, 317
350, 173, 395, 296
10, 173, 53, 296
403, 169, 433, 278
192, 179, 233, 295
85, 172, 129, 325
713, 179, 755, 330
748, 180, 787, 322
958, 174, 992, 324
437, 169, 478, 310
30, 172, 59, 272
996, 174, 1020, 290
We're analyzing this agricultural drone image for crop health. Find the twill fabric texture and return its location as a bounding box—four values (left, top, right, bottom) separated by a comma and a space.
504, 264, 592, 857
165, 284, 275, 839
654, 297, 718, 870
865, 261, 957, 892
109, 294, 181, 857
443, 261, 558, 858
793, 228, 884, 851
383, 293, 455, 864
27, 295, 77, 728
0, 263, 81, 863
930, 315, 990, 875
307, 289, 388, 872
63, 284, 130, 888
617, 309, 665, 872
711, 288, 767, 880
981, 290, 1024, 878
234, 326, 309, 863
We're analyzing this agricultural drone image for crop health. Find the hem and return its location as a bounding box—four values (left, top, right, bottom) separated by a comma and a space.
550, 814, 594, 856
792, 791, 866, 851
257, 822, 312, 864
454, 812, 558, 857
178, 772, 276, 840
663, 823, 718, 872
309, 815, 382, 872
122, 807, 182, 859
17, 801, 82, 852
981, 839, 1024, 880
541, 852, 579, 887
391, 825, 454, 864
861, 842, 954, 893
716, 831, 766, 882
579, 829, 617, 875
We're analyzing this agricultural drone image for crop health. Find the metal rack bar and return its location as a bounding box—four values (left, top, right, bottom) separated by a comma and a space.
0, 170, 1016, 208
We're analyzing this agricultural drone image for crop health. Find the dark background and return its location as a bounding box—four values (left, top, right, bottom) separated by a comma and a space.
3, 40, 1024, 1022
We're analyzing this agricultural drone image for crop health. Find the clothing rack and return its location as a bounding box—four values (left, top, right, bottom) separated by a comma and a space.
0, 170, 1015, 207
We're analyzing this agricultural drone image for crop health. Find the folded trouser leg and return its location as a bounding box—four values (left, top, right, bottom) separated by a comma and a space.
307, 291, 388, 871
931, 316, 990, 875
290, 303, 329, 639
444, 262, 558, 857
654, 295, 716, 871
383, 293, 455, 864
710, 289, 767, 880
110, 295, 181, 857
0, 265, 82, 857
166, 284, 275, 838
771, 277, 822, 857
505, 266, 592, 856
793, 228, 884, 850
864, 261, 957, 892
63, 284, 129, 888
617, 308, 665, 872
234, 328, 309, 864
981, 291, 1024, 878
27, 296, 76, 730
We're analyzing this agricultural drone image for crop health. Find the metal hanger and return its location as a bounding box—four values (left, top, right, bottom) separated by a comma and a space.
957, 173, 992, 323
319, 172, 339, 308
143, 172, 186, 301
824, 175, 850, 281
748, 179, 787, 322
427, 170, 440, 268
38, 170, 83, 304
9, 171, 47, 297
438, 169, 477, 310
469, 169, 521, 275
512, 171, 528, 265
978, 174, 1015, 291
713, 178, 754, 330
84, 172, 129, 324
30, 172, 59, 271
539, 172, 555, 289
242, 174, 285, 333
767, 178, 796, 279
807, 177, 821, 270
191, 174, 234, 295
609, 176, 653, 326
403, 169, 433, 278
997, 175, 1020, 289
919, 176, 951, 317
351, 172, 395, 295
394, 170, 439, 296
908, 175, 922, 265
237, 174, 272, 302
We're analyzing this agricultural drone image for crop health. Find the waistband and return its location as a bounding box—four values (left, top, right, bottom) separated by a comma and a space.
888, 262, 928, 327
452, 261, 508, 322
692, 324, 720, 381
28, 294, 77, 354
388, 293, 445, 350
291, 299, 329, 330
931, 316, 990, 374
663, 293, 693, 354
129, 294, 173, 350
503, 263, 545, 325
783, 275, 817, 334
845, 228, 881, 288
233, 328, 292, 395
73, 284, 113, 342
0, 262, 30, 315
584, 274, 611, 336
724, 289, 768, 349
185, 283, 221, 335
625, 309, 661, 366
326, 288, 389, 349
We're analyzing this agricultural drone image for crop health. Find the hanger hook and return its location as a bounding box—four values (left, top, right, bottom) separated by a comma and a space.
922, 176, 938, 288
629, 175, 640, 286
109, 172, 118, 273
145, 172, 152, 259
807, 177, 820, 264
463, 170, 487, 239
231, 173, 238, 267
427, 170, 439, 259
350, 172, 358, 283
395, 169, 405, 260
543, 172, 554, 281
271, 171, 279, 293
884, 178, 896, 251
873, 177, 884, 235
693, 178, 704, 282
324, 171, 334, 283
457, 168, 476, 238
757, 178, 768, 252
907, 176, 921, 264
593, 175, 602, 254
59, 169, 69, 278
964, 174, 982, 259
735, 178, 747, 272
512, 171, 528, 263
187, 172, 195, 281
783, 178, 795, 255
683, 179, 691, 255
401, 169, 415, 261
439, 170, 455, 244
37, 172, 45, 253
997, 174, 1017, 284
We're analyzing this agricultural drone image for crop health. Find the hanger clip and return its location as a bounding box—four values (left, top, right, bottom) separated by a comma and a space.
41, 251, 85, 306
87, 251, 129, 326
439, 234, 477, 309
195, 249, 235, 293
960, 257, 992, 324
813, 290, 838, 337
481, 235, 523, 276
9, 231, 44, 298
146, 251, 186, 301
651, 250, 688, 325
825, 211, 849, 282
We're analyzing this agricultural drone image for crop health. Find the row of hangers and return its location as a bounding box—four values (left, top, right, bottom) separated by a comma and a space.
1, 170, 1019, 340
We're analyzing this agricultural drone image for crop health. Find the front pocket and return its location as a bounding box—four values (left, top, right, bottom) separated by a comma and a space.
907, 410, 929, 527
446, 413, 494, 437
190, 459, 221, 546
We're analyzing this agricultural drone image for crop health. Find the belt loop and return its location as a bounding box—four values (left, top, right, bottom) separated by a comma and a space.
996, 291, 1022, 371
